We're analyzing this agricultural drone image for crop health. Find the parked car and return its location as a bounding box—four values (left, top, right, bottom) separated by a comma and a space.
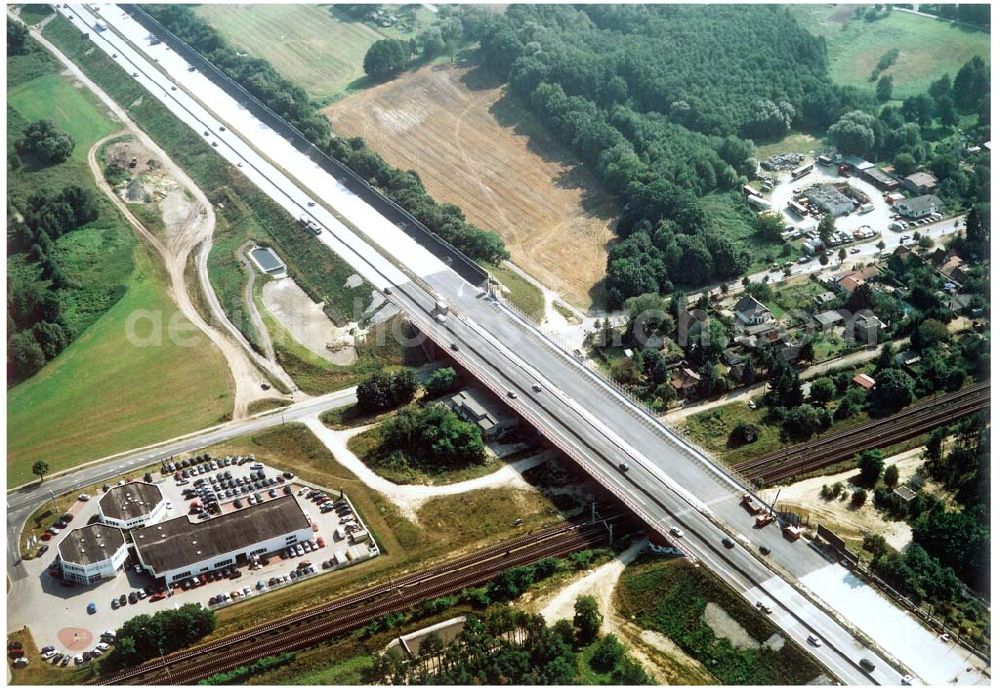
86, 602, 97, 614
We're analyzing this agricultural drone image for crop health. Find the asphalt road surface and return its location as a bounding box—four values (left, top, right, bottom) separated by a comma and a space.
32, 6, 989, 685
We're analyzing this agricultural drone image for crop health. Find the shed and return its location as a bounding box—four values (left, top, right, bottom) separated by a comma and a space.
852, 373, 876, 390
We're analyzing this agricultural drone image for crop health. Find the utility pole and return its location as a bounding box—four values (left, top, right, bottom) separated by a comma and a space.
590, 501, 596, 524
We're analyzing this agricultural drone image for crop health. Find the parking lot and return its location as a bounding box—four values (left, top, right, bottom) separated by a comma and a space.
8, 454, 377, 670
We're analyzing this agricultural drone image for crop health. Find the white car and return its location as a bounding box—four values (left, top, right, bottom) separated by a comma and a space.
165, 501, 173, 511
78, 494, 90, 502
747, 400, 757, 410
807, 634, 822, 647
669, 526, 683, 537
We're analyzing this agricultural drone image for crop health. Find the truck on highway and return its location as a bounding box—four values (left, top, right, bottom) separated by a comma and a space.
783, 524, 803, 541
433, 294, 449, 322
754, 512, 775, 528
740, 493, 762, 515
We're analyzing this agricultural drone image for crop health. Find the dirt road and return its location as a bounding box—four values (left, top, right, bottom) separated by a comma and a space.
27, 17, 300, 417
238, 241, 277, 363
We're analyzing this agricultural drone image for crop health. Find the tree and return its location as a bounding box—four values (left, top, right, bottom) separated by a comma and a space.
893, 152, 917, 177
876, 74, 893, 103
755, 212, 786, 243
767, 360, 803, 409
863, 533, 889, 558
911, 318, 950, 353
838, 247, 847, 263
856, 449, 885, 487
852, 488, 868, 506
32, 460, 49, 484
817, 213, 836, 246
423, 367, 457, 399
883, 464, 900, 489
356, 369, 417, 413
573, 595, 602, 644
962, 204, 989, 260
952, 55, 988, 113
870, 368, 914, 413
7, 19, 29, 55
590, 634, 626, 672
362, 39, 411, 80
728, 421, 759, 446
810, 376, 836, 404
828, 110, 876, 156
20, 120, 75, 164
8, 330, 47, 381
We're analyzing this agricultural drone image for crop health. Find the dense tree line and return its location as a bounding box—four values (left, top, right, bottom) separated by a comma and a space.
828, 55, 990, 211
457, 5, 874, 303
7, 184, 100, 383
355, 368, 417, 413
379, 402, 485, 468
146, 6, 508, 264
7, 18, 29, 55
18, 119, 75, 164
368, 604, 651, 685
100, 604, 217, 673
917, 4, 990, 28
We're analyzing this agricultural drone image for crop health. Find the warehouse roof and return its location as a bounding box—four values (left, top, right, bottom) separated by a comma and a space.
99, 481, 164, 522
133, 495, 310, 575
57, 524, 126, 566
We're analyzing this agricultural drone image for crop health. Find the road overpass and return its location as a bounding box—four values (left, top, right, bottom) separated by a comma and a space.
31, 5, 989, 685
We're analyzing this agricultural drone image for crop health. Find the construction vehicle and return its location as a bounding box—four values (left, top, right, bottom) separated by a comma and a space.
782, 524, 803, 541
755, 512, 775, 528
128, 157, 138, 169
433, 293, 449, 322
740, 493, 762, 515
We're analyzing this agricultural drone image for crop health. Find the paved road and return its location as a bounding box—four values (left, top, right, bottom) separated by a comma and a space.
39, 6, 989, 684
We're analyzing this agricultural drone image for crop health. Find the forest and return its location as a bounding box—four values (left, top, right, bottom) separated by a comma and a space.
143, 5, 508, 265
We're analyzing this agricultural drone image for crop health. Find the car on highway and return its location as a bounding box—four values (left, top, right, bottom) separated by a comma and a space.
755, 600, 773, 614
859, 658, 876, 673
531, 383, 542, 393
506, 390, 517, 399
618, 462, 629, 472
669, 526, 683, 537
901, 674, 914, 685
722, 537, 734, 548
759, 545, 771, 555
807, 634, 821, 647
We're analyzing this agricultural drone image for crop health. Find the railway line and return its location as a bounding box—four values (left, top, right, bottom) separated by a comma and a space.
733, 380, 989, 485
96, 518, 621, 685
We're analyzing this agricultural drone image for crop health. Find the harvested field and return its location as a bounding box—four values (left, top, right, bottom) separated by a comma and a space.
324, 64, 618, 310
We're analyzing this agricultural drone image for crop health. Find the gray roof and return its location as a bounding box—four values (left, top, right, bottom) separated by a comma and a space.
814, 310, 847, 327
904, 171, 938, 188
58, 524, 126, 566
133, 495, 310, 575
898, 195, 941, 215
734, 295, 770, 320
99, 481, 164, 521
449, 389, 516, 434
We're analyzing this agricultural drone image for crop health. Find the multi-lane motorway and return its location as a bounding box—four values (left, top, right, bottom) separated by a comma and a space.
24, 5, 989, 685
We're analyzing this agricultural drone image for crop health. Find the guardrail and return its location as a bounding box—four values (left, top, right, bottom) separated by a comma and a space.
120, 4, 488, 288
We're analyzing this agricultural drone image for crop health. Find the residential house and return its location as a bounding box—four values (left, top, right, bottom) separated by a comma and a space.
894, 349, 922, 373
938, 254, 970, 287
894, 194, 941, 219
733, 295, 773, 327
813, 291, 837, 307
669, 367, 702, 399
902, 172, 938, 195
854, 310, 881, 345
833, 266, 880, 294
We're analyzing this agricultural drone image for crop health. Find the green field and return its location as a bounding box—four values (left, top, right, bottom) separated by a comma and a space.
8, 72, 118, 162
7, 251, 234, 486
793, 6, 990, 99
193, 4, 435, 103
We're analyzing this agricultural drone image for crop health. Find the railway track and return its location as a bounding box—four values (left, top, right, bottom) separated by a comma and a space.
97, 518, 619, 685
734, 380, 989, 485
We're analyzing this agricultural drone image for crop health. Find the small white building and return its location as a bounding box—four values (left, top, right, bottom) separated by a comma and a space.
57, 524, 129, 585
133, 495, 313, 585
99, 481, 166, 530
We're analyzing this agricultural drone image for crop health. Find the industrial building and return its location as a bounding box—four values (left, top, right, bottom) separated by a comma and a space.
132, 495, 314, 585
98, 481, 167, 530
895, 195, 941, 219
57, 524, 129, 585
804, 185, 855, 216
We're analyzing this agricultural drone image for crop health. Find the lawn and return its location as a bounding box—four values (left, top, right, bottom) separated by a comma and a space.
683, 401, 779, 465
192, 4, 435, 103
7, 251, 235, 487
792, 6, 990, 99
754, 132, 822, 160
347, 425, 502, 486
615, 557, 823, 685
8, 72, 118, 162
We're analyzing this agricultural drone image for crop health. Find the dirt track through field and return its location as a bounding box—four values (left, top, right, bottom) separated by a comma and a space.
324, 64, 618, 309
25, 17, 300, 418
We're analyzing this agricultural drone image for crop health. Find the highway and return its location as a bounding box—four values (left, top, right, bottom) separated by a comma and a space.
28, 5, 989, 684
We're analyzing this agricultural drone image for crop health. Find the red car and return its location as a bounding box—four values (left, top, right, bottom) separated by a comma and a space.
316, 537, 326, 548
149, 593, 167, 603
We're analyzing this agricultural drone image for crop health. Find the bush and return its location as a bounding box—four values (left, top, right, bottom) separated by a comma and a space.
356, 369, 417, 413
573, 595, 602, 644
591, 634, 626, 672
851, 488, 868, 507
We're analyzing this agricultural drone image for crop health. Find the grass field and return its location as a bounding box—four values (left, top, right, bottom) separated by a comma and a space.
486, 263, 545, 323
192, 4, 435, 103
7, 251, 235, 486
793, 6, 990, 99
8, 72, 118, 162
616, 556, 823, 685
324, 64, 618, 310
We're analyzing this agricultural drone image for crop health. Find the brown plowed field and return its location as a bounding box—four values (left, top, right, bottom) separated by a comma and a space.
323, 64, 618, 309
